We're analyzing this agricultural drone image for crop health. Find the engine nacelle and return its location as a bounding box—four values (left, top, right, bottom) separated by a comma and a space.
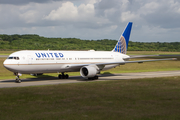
80, 66, 99, 79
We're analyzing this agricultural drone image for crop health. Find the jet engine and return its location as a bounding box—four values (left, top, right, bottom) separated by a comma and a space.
80, 66, 99, 79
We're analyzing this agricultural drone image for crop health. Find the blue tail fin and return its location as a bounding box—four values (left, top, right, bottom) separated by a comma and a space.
112, 22, 133, 54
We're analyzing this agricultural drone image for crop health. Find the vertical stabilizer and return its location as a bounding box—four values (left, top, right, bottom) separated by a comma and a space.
113, 22, 133, 54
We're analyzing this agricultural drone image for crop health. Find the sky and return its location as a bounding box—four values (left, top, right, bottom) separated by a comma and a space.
0, 0, 180, 42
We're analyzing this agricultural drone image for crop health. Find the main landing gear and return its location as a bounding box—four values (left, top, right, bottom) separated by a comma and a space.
88, 75, 99, 80
58, 72, 69, 79
14, 73, 21, 83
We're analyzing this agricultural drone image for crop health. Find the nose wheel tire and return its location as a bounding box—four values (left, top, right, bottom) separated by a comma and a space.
15, 78, 21, 83
15, 75, 21, 83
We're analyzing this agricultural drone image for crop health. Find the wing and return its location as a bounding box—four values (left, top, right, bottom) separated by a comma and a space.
128, 54, 180, 59
96, 58, 177, 66
68, 58, 177, 69
128, 55, 159, 59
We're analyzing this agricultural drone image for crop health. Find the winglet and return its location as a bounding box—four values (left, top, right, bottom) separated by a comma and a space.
113, 22, 133, 54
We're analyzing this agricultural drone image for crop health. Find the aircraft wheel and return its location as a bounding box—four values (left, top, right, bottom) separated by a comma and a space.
18, 79, 21, 83
88, 77, 94, 80
94, 76, 99, 80
15, 75, 21, 83
15, 78, 21, 83
58, 74, 69, 79
62, 75, 65, 79
65, 74, 69, 79
88, 76, 98, 80
58, 74, 62, 79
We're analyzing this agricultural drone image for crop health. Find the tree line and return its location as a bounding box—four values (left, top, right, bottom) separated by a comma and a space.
0, 34, 180, 52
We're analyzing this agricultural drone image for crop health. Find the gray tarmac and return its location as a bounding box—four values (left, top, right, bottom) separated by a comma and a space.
0, 55, 8, 58
0, 71, 180, 88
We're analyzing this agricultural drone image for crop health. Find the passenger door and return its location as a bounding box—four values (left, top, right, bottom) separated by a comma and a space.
27, 55, 32, 65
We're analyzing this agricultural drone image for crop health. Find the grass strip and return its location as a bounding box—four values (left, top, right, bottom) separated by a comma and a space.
0, 76, 180, 119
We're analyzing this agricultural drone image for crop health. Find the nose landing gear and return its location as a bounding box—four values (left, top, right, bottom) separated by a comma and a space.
14, 73, 21, 83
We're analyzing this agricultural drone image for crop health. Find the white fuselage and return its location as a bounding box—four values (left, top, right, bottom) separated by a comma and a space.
3, 50, 130, 74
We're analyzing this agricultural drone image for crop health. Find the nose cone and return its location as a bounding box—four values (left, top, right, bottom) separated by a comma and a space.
3, 59, 15, 72
3, 59, 10, 70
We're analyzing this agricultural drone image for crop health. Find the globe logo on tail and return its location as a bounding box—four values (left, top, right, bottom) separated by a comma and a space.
113, 36, 127, 54
112, 22, 132, 54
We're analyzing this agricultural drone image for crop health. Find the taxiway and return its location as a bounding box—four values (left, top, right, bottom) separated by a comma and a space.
0, 71, 180, 88
0, 55, 8, 58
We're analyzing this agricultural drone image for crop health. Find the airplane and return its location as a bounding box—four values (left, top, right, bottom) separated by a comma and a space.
3, 22, 177, 83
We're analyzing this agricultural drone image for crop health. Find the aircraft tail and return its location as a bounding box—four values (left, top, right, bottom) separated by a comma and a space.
112, 22, 133, 54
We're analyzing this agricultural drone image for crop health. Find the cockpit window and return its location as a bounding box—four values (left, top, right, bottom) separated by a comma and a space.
7, 56, 20, 60
8, 57, 14, 59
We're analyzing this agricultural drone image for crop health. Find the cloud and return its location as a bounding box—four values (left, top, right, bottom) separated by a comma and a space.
0, 0, 180, 42
121, 11, 139, 22
0, 0, 94, 5
0, 0, 52, 5
44, 2, 79, 21
140, 0, 180, 28
138, 2, 160, 15
44, 1, 111, 29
